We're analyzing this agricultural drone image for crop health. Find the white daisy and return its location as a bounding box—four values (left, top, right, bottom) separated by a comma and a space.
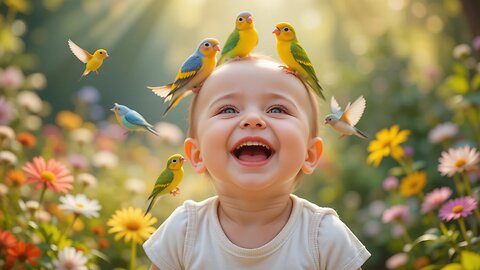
59, 194, 101, 218
17, 91, 43, 113
453, 44, 471, 59
438, 145, 479, 177
428, 122, 458, 144
92, 151, 118, 169
0, 126, 15, 141
0, 150, 17, 165
77, 173, 97, 188
70, 128, 94, 145
52, 247, 88, 270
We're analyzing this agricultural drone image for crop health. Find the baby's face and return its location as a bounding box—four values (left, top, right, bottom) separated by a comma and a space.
186, 59, 320, 192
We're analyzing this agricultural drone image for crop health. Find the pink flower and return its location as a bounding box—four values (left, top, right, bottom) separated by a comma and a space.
438, 146, 479, 177
428, 122, 458, 144
382, 205, 410, 224
473, 36, 480, 51
386, 253, 409, 269
0, 97, 13, 125
383, 176, 399, 191
421, 187, 452, 213
439, 196, 477, 221
22, 157, 73, 193
0, 66, 24, 90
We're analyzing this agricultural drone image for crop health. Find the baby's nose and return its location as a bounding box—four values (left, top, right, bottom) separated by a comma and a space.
240, 114, 266, 129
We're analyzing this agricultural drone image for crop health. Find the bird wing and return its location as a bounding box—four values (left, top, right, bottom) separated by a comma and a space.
147, 169, 174, 200
221, 29, 240, 56
169, 54, 203, 93
124, 110, 151, 127
330, 96, 342, 116
341, 96, 366, 126
68, 39, 92, 63
290, 41, 319, 82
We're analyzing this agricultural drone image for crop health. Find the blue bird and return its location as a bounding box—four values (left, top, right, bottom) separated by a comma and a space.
148, 38, 220, 115
110, 103, 159, 136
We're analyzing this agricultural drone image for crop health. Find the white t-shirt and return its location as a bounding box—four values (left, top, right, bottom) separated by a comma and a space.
143, 195, 370, 270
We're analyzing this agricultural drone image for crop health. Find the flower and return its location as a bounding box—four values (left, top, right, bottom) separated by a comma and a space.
27, 72, 47, 90
7, 170, 26, 187
91, 225, 105, 236
428, 122, 458, 144
56, 111, 83, 130
439, 196, 477, 221
0, 230, 17, 251
382, 205, 410, 224
368, 125, 410, 167
76, 86, 100, 104
92, 151, 118, 169
399, 171, 427, 197
0, 66, 24, 89
5, 241, 41, 269
421, 187, 452, 213
22, 156, 74, 193
67, 154, 89, 171
17, 91, 43, 113
4, 0, 31, 13
154, 122, 184, 145
0, 184, 8, 196
474, 36, 480, 51
0, 150, 17, 166
77, 173, 97, 188
383, 176, 399, 192
107, 207, 157, 244
59, 194, 101, 218
16, 132, 37, 148
438, 146, 479, 177
453, 44, 471, 59
52, 247, 88, 270
70, 128, 94, 145
0, 126, 15, 141
386, 253, 409, 269
125, 178, 146, 194
0, 97, 13, 125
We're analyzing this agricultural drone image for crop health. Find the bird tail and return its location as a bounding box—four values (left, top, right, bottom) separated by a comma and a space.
144, 197, 156, 216
306, 78, 325, 100
148, 85, 173, 101
354, 128, 369, 140
78, 69, 90, 81
216, 54, 226, 66
163, 92, 189, 116
146, 125, 159, 136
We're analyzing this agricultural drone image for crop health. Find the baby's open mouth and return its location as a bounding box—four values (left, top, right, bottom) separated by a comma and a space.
232, 142, 274, 162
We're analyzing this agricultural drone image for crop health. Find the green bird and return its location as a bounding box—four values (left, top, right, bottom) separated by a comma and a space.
272, 22, 325, 100
144, 154, 185, 216
217, 11, 258, 66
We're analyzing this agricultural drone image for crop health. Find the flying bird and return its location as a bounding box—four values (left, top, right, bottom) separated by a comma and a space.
145, 154, 185, 215
68, 39, 109, 80
272, 22, 325, 100
325, 96, 368, 139
148, 38, 220, 115
110, 103, 158, 136
217, 11, 258, 66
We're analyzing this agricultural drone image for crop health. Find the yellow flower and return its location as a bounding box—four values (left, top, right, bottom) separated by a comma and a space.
400, 171, 427, 197
5, 0, 31, 13
107, 207, 157, 244
56, 111, 83, 130
367, 125, 410, 167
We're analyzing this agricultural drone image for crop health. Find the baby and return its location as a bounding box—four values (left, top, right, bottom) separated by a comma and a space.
143, 57, 371, 270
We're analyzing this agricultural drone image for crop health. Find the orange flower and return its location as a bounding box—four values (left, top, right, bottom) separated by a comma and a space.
400, 171, 427, 197
91, 225, 105, 236
5, 241, 41, 269
0, 230, 17, 251
15, 132, 36, 148
6, 169, 26, 187
22, 156, 73, 193
98, 238, 110, 249
56, 111, 83, 130
368, 125, 410, 167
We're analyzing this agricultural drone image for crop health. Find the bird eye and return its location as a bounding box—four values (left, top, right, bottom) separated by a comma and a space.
283, 27, 289, 32
238, 17, 244, 22
204, 43, 210, 47
172, 159, 177, 163
99, 51, 103, 54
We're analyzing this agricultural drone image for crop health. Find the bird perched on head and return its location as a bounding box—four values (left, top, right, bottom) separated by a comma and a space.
68, 39, 109, 80
325, 96, 368, 139
148, 38, 220, 115
217, 11, 258, 66
110, 103, 158, 136
272, 22, 325, 100
145, 154, 185, 215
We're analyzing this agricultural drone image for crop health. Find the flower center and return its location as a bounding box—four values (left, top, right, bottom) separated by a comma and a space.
40, 171, 56, 182
75, 203, 84, 208
452, 205, 464, 214
455, 159, 466, 168
126, 220, 140, 231
64, 260, 76, 269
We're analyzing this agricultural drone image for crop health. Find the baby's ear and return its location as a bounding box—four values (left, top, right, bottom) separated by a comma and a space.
301, 137, 323, 174
184, 138, 206, 174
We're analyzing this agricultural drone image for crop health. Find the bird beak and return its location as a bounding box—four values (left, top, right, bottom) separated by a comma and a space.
180, 157, 185, 162
247, 16, 253, 24
110, 107, 115, 111
213, 44, 220, 51
272, 27, 280, 35
324, 120, 328, 125
105, 52, 110, 57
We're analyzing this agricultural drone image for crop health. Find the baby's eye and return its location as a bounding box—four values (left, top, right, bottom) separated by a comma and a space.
267, 105, 288, 114
218, 106, 238, 114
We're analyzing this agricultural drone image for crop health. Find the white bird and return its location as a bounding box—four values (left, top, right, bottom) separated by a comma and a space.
325, 96, 368, 139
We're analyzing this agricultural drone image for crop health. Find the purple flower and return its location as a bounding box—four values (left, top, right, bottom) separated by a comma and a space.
67, 154, 89, 171
439, 196, 477, 221
473, 36, 480, 51
421, 187, 452, 213
403, 146, 414, 157
383, 176, 399, 192
0, 97, 13, 125
382, 205, 410, 224
76, 86, 100, 104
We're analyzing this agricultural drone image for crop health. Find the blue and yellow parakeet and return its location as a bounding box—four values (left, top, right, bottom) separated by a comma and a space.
148, 38, 220, 115
217, 11, 258, 66
144, 154, 185, 215
110, 103, 158, 136
272, 22, 325, 100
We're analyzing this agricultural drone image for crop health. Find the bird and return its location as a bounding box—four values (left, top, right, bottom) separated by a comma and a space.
324, 96, 368, 139
148, 38, 220, 115
217, 11, 258, 66
144, 154, 185, 215
272, 22, 325, 100
110, 103, 159, 136
68, 39, 109, 80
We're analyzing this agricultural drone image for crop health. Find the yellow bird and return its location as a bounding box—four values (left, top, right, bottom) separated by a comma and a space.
68, 39, 109, 80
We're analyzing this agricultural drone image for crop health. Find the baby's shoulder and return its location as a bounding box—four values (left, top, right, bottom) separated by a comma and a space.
293, 195, 339, 221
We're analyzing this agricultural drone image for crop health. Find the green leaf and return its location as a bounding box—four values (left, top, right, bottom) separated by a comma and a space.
446, 75, 469, 94
461, 251, 480, 270
403, 234, 439, 252
90, 249, 110, 262
441, 263, 463, 270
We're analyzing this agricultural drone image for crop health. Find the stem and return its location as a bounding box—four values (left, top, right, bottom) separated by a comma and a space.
400, 221, 412, 244
396, 157, 412, 175
59, 214, 78, 243
130, 241, 137, 270
453, 174, 465, 196
440, 222, 449, 236
458, 217, 470, 245
461, 171, 473, 196
33, 184, 48, 218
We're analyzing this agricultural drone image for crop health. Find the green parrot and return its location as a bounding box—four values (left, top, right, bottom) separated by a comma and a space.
144, 154, 185, 215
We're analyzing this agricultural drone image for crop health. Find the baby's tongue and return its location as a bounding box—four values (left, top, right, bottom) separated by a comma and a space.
238, 147, 268, 162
